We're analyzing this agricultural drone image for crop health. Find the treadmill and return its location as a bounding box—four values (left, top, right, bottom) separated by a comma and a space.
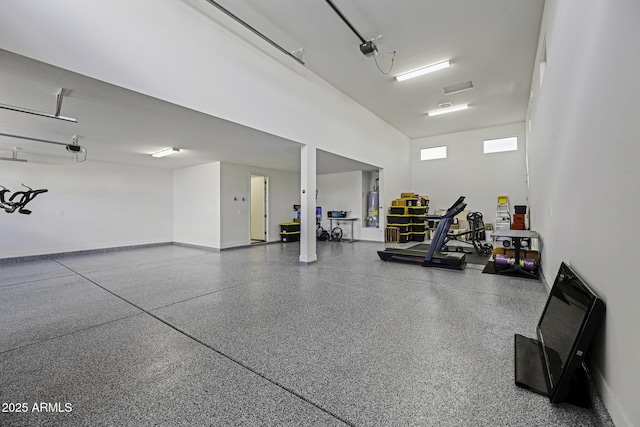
377, 196, 467, 269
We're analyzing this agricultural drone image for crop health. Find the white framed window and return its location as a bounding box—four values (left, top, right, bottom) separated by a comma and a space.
539, 36, 547, 88
483, 137, 517, 154
420, 146, 447, 161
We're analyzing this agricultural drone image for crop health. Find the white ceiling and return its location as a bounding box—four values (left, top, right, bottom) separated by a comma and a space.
0, 0, 544, 173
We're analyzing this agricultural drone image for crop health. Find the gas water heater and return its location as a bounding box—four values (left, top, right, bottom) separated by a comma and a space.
366, 190, 379, 227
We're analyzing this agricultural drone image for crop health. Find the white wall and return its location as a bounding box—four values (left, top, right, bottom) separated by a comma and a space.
527, 1, 640, 426
317, 171, 363, 241
173, 162, 220, 248
0, 156, 173, 258
0, 0, 412, 219
219, 162, 299, 249
411, 123, 527, 222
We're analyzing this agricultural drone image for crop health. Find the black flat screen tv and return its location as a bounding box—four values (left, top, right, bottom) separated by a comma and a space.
514, 262, 604, 406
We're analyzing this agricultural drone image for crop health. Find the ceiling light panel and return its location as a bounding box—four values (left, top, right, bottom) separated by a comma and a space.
396, 60, 451, 82
151, 147, 180, 158
427, 104, 469, 117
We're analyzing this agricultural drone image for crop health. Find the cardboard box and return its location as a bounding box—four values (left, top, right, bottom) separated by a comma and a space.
455, 210, 472, 230
525, 250, 540, 263
493, 247, 517, 257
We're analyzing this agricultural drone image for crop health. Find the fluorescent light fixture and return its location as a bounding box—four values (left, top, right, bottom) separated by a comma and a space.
427, 104, 469, 117
396, 60, 450, 82
151, 147, 180, 158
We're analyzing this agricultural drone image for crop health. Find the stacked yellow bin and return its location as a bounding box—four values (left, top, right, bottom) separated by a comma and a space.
279, 222, 300, 242
387, 193, 429, 242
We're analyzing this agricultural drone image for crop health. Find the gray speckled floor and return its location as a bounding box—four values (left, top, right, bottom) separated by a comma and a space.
0, 242, 613, 426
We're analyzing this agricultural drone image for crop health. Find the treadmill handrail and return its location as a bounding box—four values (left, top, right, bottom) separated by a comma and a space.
424, 197, 467, 262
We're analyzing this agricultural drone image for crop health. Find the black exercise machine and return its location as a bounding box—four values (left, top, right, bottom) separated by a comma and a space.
442, 211, 493, 256
377, 196, 467, 269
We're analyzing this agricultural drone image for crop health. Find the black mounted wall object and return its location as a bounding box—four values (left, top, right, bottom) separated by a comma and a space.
0, 184, 48, 215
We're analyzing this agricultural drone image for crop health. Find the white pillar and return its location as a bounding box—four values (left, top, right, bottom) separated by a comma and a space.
299, 144, 317, 263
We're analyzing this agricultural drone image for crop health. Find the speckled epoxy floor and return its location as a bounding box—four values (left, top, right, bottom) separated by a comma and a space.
0, 242, 613, 426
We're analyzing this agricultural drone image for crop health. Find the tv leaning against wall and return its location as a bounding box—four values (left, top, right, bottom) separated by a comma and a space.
514, 262, 605, 406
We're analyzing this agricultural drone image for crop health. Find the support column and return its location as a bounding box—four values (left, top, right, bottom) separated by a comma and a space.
299, 144, 317, 263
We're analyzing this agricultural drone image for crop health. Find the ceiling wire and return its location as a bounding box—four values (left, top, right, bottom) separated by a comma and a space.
373, 50, 396, 75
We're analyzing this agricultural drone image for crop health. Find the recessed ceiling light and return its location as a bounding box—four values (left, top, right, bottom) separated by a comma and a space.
427, 104, 469, 117
396, 60, 451, 82
151, 147, 180, 158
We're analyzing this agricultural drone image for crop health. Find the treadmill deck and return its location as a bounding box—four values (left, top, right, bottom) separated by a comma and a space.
377, 247, 465, 269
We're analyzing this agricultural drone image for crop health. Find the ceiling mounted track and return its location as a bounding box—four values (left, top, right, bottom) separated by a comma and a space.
0, 132, 87, 162
325, 0, 377, 56
0, 132, 72, 147
325, 0, 366, 44
203, 0, 305, 66
0, 88, 78, 123
0, 149, 28, 163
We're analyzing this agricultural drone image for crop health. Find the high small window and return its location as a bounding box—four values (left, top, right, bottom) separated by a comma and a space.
483, 137, 517, 154
420, 146, 447, 161
539, 36, 547, 88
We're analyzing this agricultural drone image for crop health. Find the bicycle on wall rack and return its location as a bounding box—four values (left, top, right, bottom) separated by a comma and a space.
0, 184, 49, 215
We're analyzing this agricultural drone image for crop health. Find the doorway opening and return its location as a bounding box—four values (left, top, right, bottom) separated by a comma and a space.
250, 174, 268, 244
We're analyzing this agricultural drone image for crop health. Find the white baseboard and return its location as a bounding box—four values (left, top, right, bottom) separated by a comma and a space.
588, 362, 631, 427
